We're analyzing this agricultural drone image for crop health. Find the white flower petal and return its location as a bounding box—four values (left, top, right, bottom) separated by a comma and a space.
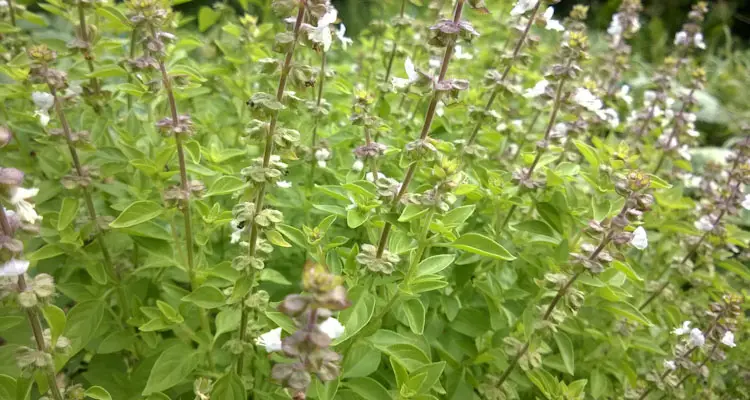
663, 360, 676, 371
630, 226, 648, 250
255, 327, 283, 352
741, 194, 750, 211
276, 180, 292, 189
0, 259, 30, 277
32, 92, 54, 111
721, 331, 736, 348
689, 328, 705, 347
319, 317, 345, 340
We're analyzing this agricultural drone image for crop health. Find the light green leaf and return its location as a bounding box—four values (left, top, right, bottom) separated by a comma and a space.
57, 198, 79, 230
205, 176, 246, 197
602, 301, 652, 326
573, 139, 599, 170
42, 305, 66, 345
156, 300, 183, 323
342, 344, 381, 378
27, 244, 65, 261
181, 286, 226, 309
554, 331, 575, 375
402, 299, 426, 335
110, 201, 163, 229
143, 344, 199, 394
441, 205, 475, 227
399, 204, 428, 222
84, 386, 112, 400
343, 377, 391, 400
276, 224, 307, 248
416, 254, 455, 276
198, 6, 221, 32
211, 373, 245, 400
612, 260, 643, 282
450, 233, 515, 260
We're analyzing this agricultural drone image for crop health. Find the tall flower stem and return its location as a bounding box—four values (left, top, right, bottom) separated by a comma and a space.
77, 0, 101, 96
7, 0, 16, 27
48, 86, 128, 319
382, 0, 408, 83
375, 0, 466, 258
497, 62, 570, 232
236, 4, 307, 375
0, 206, 64, 400
465, 1, 542, 146
127, 28, 139, 110
495, 198, 631, 388
307, 50, 327, 203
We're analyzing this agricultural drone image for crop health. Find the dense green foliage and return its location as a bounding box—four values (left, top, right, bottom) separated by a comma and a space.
0, 0, 748, 400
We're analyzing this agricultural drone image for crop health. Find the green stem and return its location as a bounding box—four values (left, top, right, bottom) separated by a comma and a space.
237, 4, 307, 375
382, 0, 407, 83
7, 0, 16, 27
77, 0, 101, 96
306, 50, 328, 225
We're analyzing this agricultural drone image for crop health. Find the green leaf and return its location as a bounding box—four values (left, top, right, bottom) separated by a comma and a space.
181, 286, 226, 309
87, 65, 128, 78
526, 369, 557, 398
97, 330, 136, 354
602, 301, 652, 326
441, 205, 475, 227
513, 220, 555, 238
402, 299, 426, 335
334, 294, 375, 344
647, 174, 673, 189
42, 305, 66, 345
259, 269, 292, 285
84, 386, 112, 400
110, 201, 163, 229
612, 260, 643, 282
57, 198, 79, 230
399, 204, 428, 222
64, 301, 105, 356
0, 375, 15, 400
0, 316, 23, 331
409, 361, 446, 396
347, 208, 369, 228
215, 308, 242, 338
156, 300, 183, 323
276, 224, 307, 248
27, 244, 65, 261
416, 254, 455, 276
717, 260, 750, 280
198, 6, 221, 32
205, 176, 246, 197
96, 6, 131, 29
554, 331, 575, 375
344, 377, 391, 400
143, 344, 199, 394
342, 344, 381, 378
211, 373, 245, 400
450, 233, 515, 260
315, 378, 339, 400
573, 139, 599, 170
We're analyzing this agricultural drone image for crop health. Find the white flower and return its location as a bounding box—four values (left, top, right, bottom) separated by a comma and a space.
721, 331, 736, 348
352, 159, 364, 172
630, 227, 648, 250
230, 228, 242, 244
694, 215, 714, 232
255, 327, 283, 352
741, 194, 750, 211
572, 88, 603, 112
616, 85, 633, 105
0, 0, 8, 9
34, 110, 51, 127
663, 360, 676, 371
607, 13, 624, 42
308, 9, 338, 51
550, 122, 568, 139
276, 180, 292, 189
674, 31, 688, 46
689, 328, 705, 347
315, 148, 331, 161
32, 92, 54, 111
511, 120, 523, 130
365, 172, 386, 182
677, 145, 692, 161
392, 57, 419, 89
435, 100, 445, 117
319, 317, 345, 339
543, 7, 565, 32
454, 45, 474, 60
335, 23, 353, 50
317, 160, 327, 168
510, 0, 537, 17
524, 79, 549, 98
694, 32, 706, 50
9, 187, 42, 224
0, 259, 30, 277
597, 108, 620, 128
673, 321, 692, 336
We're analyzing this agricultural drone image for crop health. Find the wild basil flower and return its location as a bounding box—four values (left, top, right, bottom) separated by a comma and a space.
629, 226, 648, 250
314, 148, 331, 168
672, 321, 692, 336
523, 79, 549, 98
391, 57, 419, 89
0, 258, 30, 277
510, 0, 537, 17
688, 328, 705, 347
31, 91, 53, 127
662, 360, 676, 371
721, 331, 736, 348
318, 317, 345, 339
277, 180, 292, 189
741, 194, 750, 210
9, 187, 42, 224
256, 327, 283, 352
542, 7, 565, 32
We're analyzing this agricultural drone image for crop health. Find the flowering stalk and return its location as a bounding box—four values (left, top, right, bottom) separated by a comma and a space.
464, 1, 541, 147
75, 0, 101, 96
382, 0, 408, 83
375, 0, 467, 259
236, 3, 307, 375
0, 206, 64, 400
306, 50, 327, 199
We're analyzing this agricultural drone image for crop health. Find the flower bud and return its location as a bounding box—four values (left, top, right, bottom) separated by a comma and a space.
18, 291, 38, 308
